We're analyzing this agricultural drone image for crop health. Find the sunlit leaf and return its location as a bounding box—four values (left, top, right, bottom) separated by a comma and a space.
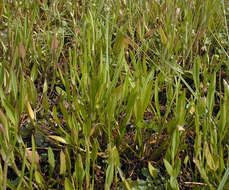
27, 101, 35, 121
30, 63, 38, 82
60, 150, 66, 175
49, 135, 68, 145
148, 162, 158, 179
205, 143, 218, 171
34, 170, 44, 186
163, 159, 174, 177
159, 26, 167, 44
64, 178, 74, 190
170, 176, 179, 190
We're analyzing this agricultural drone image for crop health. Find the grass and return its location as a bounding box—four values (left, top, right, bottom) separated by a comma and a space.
0, 0, 228, 189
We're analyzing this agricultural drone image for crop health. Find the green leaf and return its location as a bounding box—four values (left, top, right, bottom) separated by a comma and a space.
142, 77, 153, 111
126, 89, 137, 118
217, 167, 229, 190
48, 147, 55, 175
0, 159, 2, 186
205, 143, 218, 171
170, 176, 179, 190
148, 162, 158, 179
60, 150, 66, 175
0, 64, 4, 85
105, 164, 114, 190
193, 56, 200, 93
91, 138, 99, 163
64, 147, 71, 174
109, 146, 120, 167
30, 63, 38, 82
2, 100, 16, 126
58, 67, 66, 87
174, 159, 181, 178
163, 159, 174, 177
34, 171, 44, 187
117, 167, 131, 190
0, 109, 9, 141
10, 68, 18, 100
154, 77, 161, 118
43, 79, 48, 94
176, 90, 186, 126
64, 178, 74, 190
42, 93, 49, 113
76, 154, 85, 188
194, 158, 213, 189
52, 106, 62, 127
171, 128, 180, 164
207, 72, 216, 114
18, 74, 26, 115
113, 33, 125, 54
0, 86, 6, 102
159, 26, 167, 44
221, 80, 229, 138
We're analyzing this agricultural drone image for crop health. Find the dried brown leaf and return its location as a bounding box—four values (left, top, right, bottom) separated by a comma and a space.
19, 42, 26, 62
26, 148, 40, 167
124, 38, 137, 50
37, 0, 42, 5
17, 8, 24, 19
52, 33, 58, 57
0, 124, 6, 138
144, 29, 155, 38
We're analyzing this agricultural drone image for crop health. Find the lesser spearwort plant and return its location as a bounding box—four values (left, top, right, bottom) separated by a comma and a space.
0, 0, 228, 189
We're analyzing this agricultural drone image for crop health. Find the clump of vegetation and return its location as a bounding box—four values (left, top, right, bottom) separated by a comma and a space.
0, 0, 228, 189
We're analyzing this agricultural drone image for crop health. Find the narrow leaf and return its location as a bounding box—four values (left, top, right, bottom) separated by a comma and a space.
48, 147, 55, 174
148, 162, 158, 179
159, 26, 167, 44
52, 33, 58, 57
205, 143, 218, 171
64, 178, 74, 190
60, 150, 66, 175
25, 148, 40, 167
19, 42, 26, 61
27, 101, 35, 121
217, 167, 229, 190
163, 159, 174, 177
105, 164, 114, 190
49, 135, 68, 145
34, 170, 44, 186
